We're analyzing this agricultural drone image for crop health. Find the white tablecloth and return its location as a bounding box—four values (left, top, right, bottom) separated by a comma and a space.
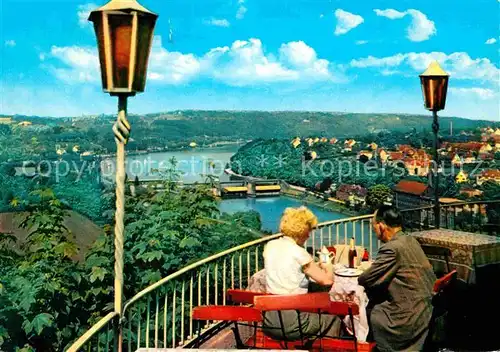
329, 265, 369, 342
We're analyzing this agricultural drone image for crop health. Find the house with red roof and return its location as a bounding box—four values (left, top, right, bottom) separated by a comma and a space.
476, 169, 500, 185
393, 180, 432, 210
336, 184, 367, 206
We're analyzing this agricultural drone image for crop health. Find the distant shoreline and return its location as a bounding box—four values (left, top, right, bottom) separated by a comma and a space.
100, 144, 243, 158
281, 189, 361, 217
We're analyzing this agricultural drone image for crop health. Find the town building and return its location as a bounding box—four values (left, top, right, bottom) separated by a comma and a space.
378, 149, 389, 163
343, 139, 356, 150
455, 170, 468, 183
393, 180, 432, 210
476, 169, 500, 185
459, 187, 483, 198
0, 117, 13, 124
335, 184, 367, 205
357, 150, 374, 161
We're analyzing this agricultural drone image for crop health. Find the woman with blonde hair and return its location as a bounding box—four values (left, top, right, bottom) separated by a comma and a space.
262, 206, 341, 340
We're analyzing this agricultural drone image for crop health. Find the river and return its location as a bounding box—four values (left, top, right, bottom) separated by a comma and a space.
102, 145, 241, 183
219, 197, 350, 232
114, 147, 375, 249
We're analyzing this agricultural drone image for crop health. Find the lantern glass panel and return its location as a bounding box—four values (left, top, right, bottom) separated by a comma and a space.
420, 76, 448, 111
133, 15, 156, 92
109, 13, 133, 89
92, 15, 108, 90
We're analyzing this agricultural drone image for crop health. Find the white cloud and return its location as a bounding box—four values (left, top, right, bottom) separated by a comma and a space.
45, 36, 345, 87
236, 0, 247, 19
334, 9, 364, 36
204, 18, 230, 27
485, 38, 497, 45
351, 54, 406, 68
350, 51, 499, 82
374, 9, 406, 19
406, 9, 436, 42
450, 87, 496, 100
374, 8, 436, 42
48, 46, 100, 83
5, 40, 16, 47
77, 3, 97, 28
355, 40, 368, 45
147, 36, 202, 84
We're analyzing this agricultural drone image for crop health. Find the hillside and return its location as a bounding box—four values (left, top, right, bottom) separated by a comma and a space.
5, 111, 495, 136
138, 110, 494, 138
1, 111, 496, 154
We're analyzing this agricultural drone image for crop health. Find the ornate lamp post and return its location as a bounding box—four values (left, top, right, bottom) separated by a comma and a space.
419, 61, 449, 228
88, 0, 157, 348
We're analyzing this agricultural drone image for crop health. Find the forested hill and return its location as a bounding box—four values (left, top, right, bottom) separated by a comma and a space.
2, 111, 496, 153
115, 111, 493, 139
7, 111, 494, 137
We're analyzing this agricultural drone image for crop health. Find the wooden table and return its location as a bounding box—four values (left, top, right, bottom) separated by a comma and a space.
411, 229, 500, 284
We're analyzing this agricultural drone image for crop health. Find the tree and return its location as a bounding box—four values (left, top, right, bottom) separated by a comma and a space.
366, 184, 393, 210
0, 189, 84, 351
0, 124, 12, 136
438, 176, 460, 198
134, 175, 140, 186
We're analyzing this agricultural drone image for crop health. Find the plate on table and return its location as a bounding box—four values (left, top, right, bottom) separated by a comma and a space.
334, 267, 363, 277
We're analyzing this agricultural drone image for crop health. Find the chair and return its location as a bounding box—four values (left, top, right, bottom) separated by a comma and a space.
424, 270, 458, 352
432, 269, 458, 318
421, 244, 452, 274
192, 305, 262, 348
254, 293, 375, 352
227, 289, 270, 305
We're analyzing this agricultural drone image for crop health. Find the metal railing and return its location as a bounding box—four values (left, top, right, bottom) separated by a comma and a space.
67, 214, 377, 351
67, 313, 118, 352
400, 200, 500, 236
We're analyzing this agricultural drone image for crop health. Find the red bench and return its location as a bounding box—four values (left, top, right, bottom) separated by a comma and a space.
192, 291, 376, 351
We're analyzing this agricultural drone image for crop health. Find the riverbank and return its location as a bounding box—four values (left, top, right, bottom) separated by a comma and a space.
281, 188, 361, 217
223, 169, 362, 217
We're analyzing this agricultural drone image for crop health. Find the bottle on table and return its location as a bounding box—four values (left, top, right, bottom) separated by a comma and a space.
348, 237, 357, 268
362, 248, 369, 262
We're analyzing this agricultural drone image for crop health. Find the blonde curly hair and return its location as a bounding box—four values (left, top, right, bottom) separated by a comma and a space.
279, 206, 318, 241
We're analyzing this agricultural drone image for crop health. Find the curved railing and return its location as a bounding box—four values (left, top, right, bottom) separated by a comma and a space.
67, 214, 375, 351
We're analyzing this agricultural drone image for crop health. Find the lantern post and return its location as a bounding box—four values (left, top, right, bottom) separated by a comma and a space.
419, 61, 449, 229
88, 0, 157, 348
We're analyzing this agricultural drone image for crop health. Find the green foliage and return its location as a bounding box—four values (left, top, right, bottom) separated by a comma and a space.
0, 159, 265, 350
0, 124, 12, 136
438, 176, 460, 198
0, 189, 86, 351
366, 184, 393, 211
481, 181, 500, 201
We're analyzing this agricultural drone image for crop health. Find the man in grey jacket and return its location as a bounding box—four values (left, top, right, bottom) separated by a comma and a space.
358, 205, 437, 352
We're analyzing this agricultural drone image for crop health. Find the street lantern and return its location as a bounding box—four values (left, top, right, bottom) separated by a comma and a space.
419, 61, 449, 112
89, 0, 158, 95
87, 0, 157, 349
419, 61, 449, 229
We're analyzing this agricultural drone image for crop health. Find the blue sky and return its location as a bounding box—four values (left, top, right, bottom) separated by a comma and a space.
1, 0, 498, 120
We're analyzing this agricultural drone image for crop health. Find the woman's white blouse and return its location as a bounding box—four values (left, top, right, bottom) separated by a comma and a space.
263, 236, 313, 294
